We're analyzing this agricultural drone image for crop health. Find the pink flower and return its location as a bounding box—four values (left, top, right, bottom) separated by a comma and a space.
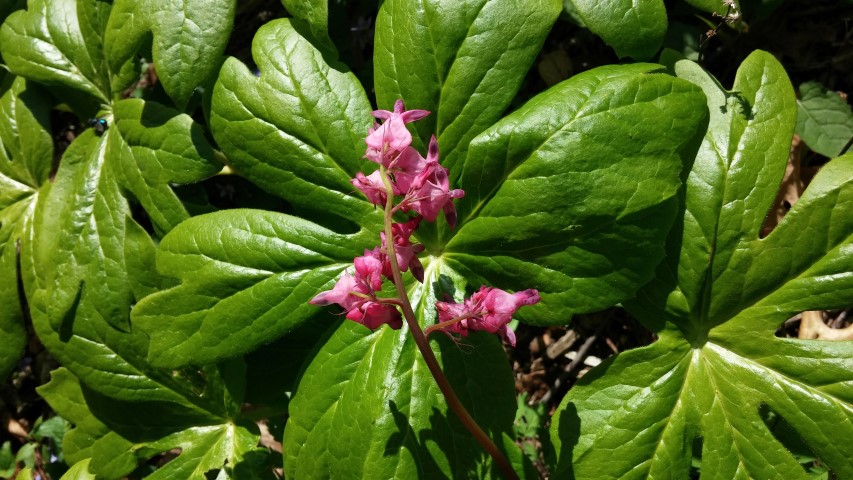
382, 217, 425, 282
309, 258, 402, 330
353, 251, 384, 291
352, 147, 430, 207
359, 217, 425, 283
347, 301, 402, 330
387, 146, 428, 193
351, 170, 389, 207
365, 100, 430, 166
400, 136, 465, 228
308, 271, 370, 311
433, 287, 541, 346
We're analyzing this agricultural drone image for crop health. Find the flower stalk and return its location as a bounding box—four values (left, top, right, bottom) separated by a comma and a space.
310, 100, 539, 479
379, 166, 519, 480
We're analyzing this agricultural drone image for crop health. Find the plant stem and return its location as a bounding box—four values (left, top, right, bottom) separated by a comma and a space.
379, 167, 518, 480
423, 312, 476, 337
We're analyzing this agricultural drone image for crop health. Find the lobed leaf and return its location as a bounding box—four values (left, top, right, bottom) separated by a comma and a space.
38, 99, 219, 336
0, 0, 112, 103
0, 75, 52, 380
553, 50, 853, 479
374, 0, 561, 176
281, 0, 334, 53
210, 18, 379, 230
104, 0, 236, 109
21, 130, 226, 427
40, 367, 265, 480
38, 368, 138, 478
132, 209, 374, 368
449, 64, 709, 325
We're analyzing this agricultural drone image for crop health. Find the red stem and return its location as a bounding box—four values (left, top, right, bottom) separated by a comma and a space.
379, 167, 518, 480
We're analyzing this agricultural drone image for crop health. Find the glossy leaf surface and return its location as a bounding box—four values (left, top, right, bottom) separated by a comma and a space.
374, 0, 561, 172
0, 0, 112, 103
38, 368, 138, 478
133, 210, 370, 368
39, 367, 264, 480
552, 51, 853, 479
281, 0, 334, 52
450, 64, 708, 325
104, 0, 236, 109
566, 0, 667, 60
0, 75, 51, 380
211, 18, 378, 228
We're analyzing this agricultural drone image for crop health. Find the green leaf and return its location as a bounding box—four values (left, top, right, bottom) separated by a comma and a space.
0, 75, 52, 380
21, 131, 231, 429
374, 0, 561, 174
210, 18, 378, 229
0, 0, 112, 103
16, 467, 35, 480
106, 99, 222, 234
60, 459, 96, 480
567, 0, 667, 60
104, 0, 236, 109
38, 368, 139, 478
134, 423, 260, 480
796, 81, 853, 158
39, 367, 265, 480
449, 64, 709, 325
0, 441, 14, 478
37, 98, 218, 334
281, 0, 335, 53
284, 262, 517, 479
132, 210, 372, 368
553, 50, 853, 479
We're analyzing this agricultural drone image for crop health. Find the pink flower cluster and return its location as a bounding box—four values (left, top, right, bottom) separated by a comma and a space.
351, 100, 465, 227
309, 100, 539, 345
434, 287, 540, 347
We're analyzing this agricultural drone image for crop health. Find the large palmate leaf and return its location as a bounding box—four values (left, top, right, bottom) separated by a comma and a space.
20, 133, 252, 480
135, 17, 382, 367
1, 0, 222, 373
136, 1, 710, 477
40, 99, 219, 336
450, 63, 708, 325
23, 132, 222, 411
39, 367, 265, 480
104, 0, 236, 109
0, 74, 52, 380
552, 51, 853, 479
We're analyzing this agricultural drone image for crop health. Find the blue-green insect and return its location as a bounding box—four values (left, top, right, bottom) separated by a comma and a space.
87, 118, 108, 136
